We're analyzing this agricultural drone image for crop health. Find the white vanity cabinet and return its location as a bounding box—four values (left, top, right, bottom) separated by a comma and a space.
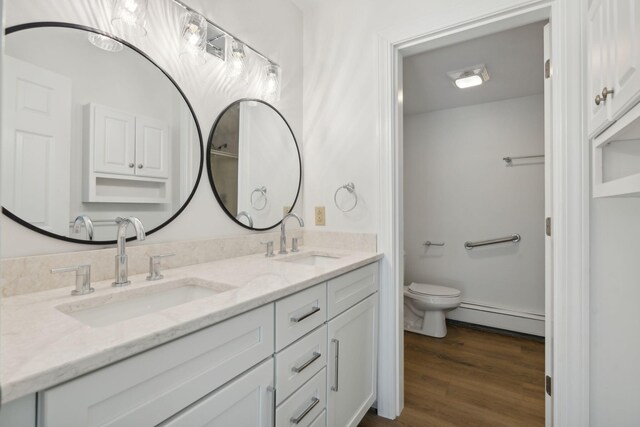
587, 0, 640, 137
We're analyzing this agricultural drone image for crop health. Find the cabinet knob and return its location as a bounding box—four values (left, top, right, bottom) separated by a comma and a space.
601, 86, 614, 100
595, 94, 602, 105
129, 163, 134, 168
137, 164, 143, 169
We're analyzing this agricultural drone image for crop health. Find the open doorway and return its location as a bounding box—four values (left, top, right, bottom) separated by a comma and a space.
363, 18, 553, 427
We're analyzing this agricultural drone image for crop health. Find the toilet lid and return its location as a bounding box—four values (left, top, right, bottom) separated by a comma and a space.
408, 282, 460, 297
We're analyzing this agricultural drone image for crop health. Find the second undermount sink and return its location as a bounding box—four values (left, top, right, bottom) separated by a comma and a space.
277, 252, 342, 267
56, 278, 234, 328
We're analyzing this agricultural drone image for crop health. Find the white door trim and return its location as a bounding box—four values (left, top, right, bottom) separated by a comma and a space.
376, 0, 589, 425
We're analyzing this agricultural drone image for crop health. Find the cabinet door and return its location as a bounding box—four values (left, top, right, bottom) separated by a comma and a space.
160, 359, 274, 427
610, 0, 640, 117
135, 116, 169, 178
327, 293, 378, 427
587, 0, 611, 136
93, 104, 136, 175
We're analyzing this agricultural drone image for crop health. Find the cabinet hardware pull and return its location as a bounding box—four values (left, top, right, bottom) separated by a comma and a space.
137, 163, 143, 168
290, 397, 320, 424
331, 338, 340, 391
267, 386, 276, 427
290, 306, 320, 323
291, 352, 321, 373
602, 86, 614, 100
129, 163, 135, 168
595, 94, 602, 105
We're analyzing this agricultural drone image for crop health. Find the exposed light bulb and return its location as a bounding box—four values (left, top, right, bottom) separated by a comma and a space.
454, 74, 484, 89
179, 12, 207, 64
226, 40, 248, 82
262, 63, 281, 102
111, 0, 149, 36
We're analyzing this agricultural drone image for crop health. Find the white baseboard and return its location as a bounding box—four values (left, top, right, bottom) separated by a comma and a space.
446, 301, 545, 337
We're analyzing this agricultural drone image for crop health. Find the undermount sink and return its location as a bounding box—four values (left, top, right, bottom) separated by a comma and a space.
277, 252, 342, 266
56, 278, 234, 328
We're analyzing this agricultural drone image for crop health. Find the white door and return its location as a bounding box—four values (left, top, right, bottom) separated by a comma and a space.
92, 104, 135, 176
159, 359, 274, 427
327, 294, 378, 427
543, 23, 554, 427
135, 115, 169, 178
587, 0, 611, 136
610, 0, 640, 116
1, 55, 71, 235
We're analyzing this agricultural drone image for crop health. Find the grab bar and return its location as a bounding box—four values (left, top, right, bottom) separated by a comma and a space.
464, 234, 521, 250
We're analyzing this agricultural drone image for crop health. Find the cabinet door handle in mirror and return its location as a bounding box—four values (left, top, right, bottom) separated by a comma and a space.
290, 306, 320, 323
291, 352, 321, 373
138, 163, 143, 169
602, 86, 614, 100
129, 163, 135, 168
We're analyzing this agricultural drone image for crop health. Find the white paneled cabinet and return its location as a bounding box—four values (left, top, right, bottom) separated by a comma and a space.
160, 359, 275, 427
135, 115, 170, 178
10, 262, 379, 427
327, 294, 378, 427
92, 104, 136, 176
587, 0, 640, 137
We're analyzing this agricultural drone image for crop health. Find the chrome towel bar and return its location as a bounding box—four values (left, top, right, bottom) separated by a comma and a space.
423, 241, 445, 247
464, 234, 521, 250
503, 154, 544, 164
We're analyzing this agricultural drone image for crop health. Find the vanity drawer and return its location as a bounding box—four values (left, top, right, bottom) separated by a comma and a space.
309, 410, 326, 427
276, 368, 326, 427
327, 263, 378, 319
40, 304, 274, 427
275, 325, 327, 404
275, 283, 326, 351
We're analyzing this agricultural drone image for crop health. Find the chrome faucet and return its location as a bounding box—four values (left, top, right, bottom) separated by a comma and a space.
113, 217, 146, 287
279, 213, 304, 254
236, 211, 254, 227
73, 215, 94, 240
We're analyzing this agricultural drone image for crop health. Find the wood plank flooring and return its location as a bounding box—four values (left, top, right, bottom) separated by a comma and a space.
359, 324, 545, 427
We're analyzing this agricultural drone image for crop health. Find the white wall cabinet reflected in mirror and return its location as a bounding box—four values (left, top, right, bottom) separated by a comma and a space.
1, 23, 203, 243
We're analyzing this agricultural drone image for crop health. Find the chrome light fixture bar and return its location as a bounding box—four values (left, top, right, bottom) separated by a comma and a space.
170, 0, 279, 68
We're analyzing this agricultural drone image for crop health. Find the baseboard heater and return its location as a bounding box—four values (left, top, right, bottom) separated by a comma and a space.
448, 301, 545, 336
459, 301, 545, 321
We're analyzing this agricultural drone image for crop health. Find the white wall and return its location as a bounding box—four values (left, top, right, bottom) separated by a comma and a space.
590, 201, 640, 425
1, 0, 303, 257
299, 0, 544, 233
404, 94, 545, 317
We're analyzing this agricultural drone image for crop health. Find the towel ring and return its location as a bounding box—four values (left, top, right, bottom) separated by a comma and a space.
334, 182, 358, 212
250, 186, 268, 211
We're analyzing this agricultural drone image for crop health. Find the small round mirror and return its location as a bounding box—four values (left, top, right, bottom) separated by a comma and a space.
207, 100, 301, 230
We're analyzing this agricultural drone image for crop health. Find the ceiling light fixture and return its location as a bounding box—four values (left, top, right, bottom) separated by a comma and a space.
447, 64, 490, 89
111, 0, 149, 36
87, 33, 123, 52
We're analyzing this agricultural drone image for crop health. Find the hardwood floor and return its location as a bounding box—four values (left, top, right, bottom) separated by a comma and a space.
359, 324, 545, 427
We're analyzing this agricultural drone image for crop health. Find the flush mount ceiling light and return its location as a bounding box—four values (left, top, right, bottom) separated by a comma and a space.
179, 11, 208, 63
446, 64, 490, 89
262, 63, 281, 102
87, 33, 123, 52
111, 0, 149, 36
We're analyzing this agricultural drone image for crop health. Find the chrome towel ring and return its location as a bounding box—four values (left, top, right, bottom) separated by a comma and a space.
250, 186, 268, 211
334, 182, 358, 212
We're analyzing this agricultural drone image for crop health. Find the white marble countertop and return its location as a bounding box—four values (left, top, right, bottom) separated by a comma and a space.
1, 246, 382, 404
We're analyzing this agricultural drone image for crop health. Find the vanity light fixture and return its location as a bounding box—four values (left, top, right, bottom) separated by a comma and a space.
447, 64, 490, 89
87, 33, 123, 52
226, 39, 248, 82
262, 63, 282, 102
179, 12, 208, 63
111, 0, 149, 35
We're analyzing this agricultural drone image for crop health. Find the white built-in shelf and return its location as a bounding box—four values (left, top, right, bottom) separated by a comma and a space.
593, 100, 640, 198
210, 149, 238, 159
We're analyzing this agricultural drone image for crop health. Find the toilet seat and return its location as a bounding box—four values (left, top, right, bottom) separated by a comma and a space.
408, 282, 460, 298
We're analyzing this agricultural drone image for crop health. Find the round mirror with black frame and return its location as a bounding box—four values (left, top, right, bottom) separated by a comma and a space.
1, 22, 203, 244
207, 99, 301, 230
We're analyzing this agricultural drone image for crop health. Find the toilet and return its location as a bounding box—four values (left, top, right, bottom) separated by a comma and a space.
404, 282, 461, 338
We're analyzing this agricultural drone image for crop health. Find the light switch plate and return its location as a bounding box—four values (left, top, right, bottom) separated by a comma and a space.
315, 207, 326, 226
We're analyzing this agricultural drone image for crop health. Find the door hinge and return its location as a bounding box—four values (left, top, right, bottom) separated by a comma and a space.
545, 59, 551, 79
546, 375, 552, 396
545, 217, 551, 237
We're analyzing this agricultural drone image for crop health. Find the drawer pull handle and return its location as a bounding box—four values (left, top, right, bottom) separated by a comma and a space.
291, 352, 321, 373
331, 338, 340, 391
290, 306, 320, 323
290, 397, 320, 424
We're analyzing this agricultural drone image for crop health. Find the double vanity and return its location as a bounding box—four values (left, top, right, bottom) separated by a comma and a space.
0, 242, 381, 427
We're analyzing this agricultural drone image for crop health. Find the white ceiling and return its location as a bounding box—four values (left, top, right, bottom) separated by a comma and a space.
403, 22, 546, 116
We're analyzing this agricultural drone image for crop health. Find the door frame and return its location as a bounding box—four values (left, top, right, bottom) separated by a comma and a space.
376, 0, 589, 425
